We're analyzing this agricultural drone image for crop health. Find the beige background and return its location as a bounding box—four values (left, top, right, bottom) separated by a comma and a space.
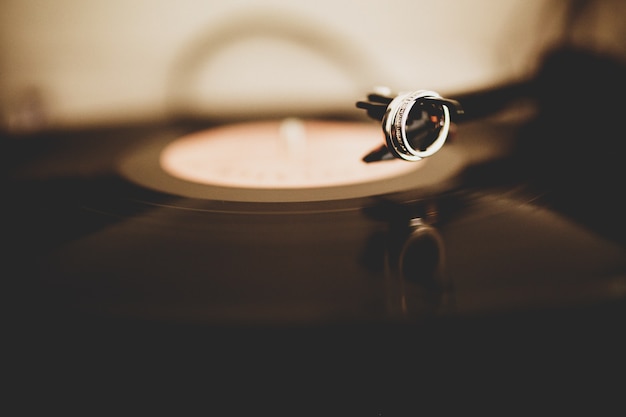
1, 0, 623, 129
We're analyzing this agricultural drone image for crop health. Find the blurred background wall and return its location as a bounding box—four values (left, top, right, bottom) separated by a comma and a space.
1, 0, 624, 131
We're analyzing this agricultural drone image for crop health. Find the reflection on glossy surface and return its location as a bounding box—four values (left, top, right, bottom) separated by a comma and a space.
398, 219, 448, 306
361, 199, 451, 318
391, 219, 450, 318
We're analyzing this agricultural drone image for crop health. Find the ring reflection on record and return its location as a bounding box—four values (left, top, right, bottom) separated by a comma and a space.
160, 118, 422, 189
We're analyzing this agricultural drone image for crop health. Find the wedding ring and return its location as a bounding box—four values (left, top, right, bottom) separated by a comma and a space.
357, 89, 463, 163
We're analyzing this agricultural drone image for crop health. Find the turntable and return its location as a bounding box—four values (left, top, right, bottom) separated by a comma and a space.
3, 45, 626, 413
5, 67, 624, 321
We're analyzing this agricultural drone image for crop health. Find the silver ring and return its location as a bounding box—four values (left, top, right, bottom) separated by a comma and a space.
382, 90, 451, 161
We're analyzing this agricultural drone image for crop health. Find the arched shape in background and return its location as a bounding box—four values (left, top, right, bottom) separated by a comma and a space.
166, 7, 389, 122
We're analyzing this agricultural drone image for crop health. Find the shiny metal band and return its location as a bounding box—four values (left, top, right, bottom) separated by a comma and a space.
382, 90, 451, 162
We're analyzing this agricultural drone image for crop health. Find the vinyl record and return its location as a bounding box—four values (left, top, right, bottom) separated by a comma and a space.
3, 114, 624, 330
118, 118, 467, 206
